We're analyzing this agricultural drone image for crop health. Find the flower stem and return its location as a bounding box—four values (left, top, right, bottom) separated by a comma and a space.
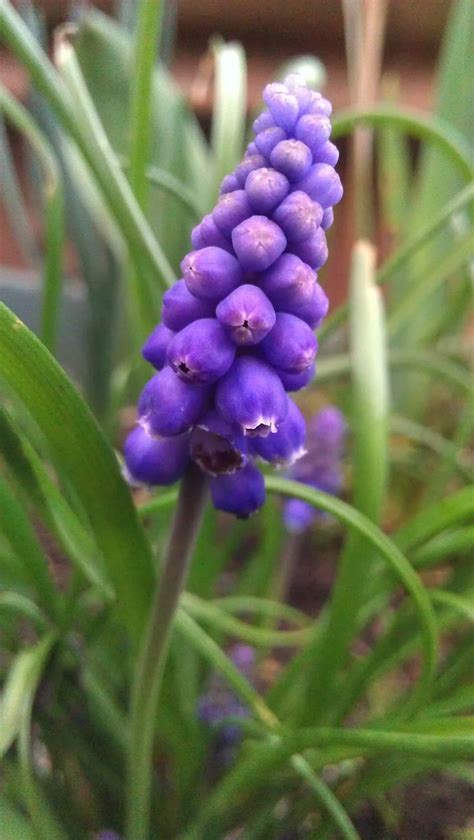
126, 464, 208, 840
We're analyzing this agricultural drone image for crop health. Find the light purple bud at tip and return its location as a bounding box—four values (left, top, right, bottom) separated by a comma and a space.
232, 216, 287, 272
182, 247, 243, 301
269, 139, 312, 182
254, 125, 287, 158
263, 83, 299, 132
283, 73, 313, 112
246, 141, 259, 156
142, 323, 174, 370
295, 114, 332, 155
250, 398, 306, 467
190, 410, 247, 476
220, 173, 240, 194
138, 367, 209, 437
252, 111, 275, 134
194, 215, 234, 252
321, 207, 334, 230
212, 190, 252, 235
259, 254, 316, 309
284, 281, 329, 329
216, 284, 276, 345
167, 318, 236, 384
272, 191, 323, 243
162, 280, 215, 332
216, 356, 288, 437
123, 425, 189, 487
289, 227, 328, 270
314, 141, 340, 166
210, 463, 265, 518
245, 167, 289, 214
295, 163, 343, 209
304, 94, 332, 117
283, 498, 316, 533
235, 154, 267, 187
260, 312, 317, 373
277, 363, 316, 392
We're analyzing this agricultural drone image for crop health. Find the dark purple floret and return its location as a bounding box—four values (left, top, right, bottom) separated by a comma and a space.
210, 463, 265, 517
124, 425, 189, 486
213, 190, 252, 235
192, 214, 235, 252
260, 312, 317, 374
216, 356, 288, 437
295, 163, 343, 209
141, 323, 174, 370
161, 280, 215, 332
289, 226, 328, 270
190, 409, 247, 476
278, 363, 316, 392
259, 254, 316, 309
167, 318, 236, 384
250, 398, 306, 467
272, 191, 323, 243
283, 281, 329, 329
245, 167, 290, 214
232, 215, 287, 272
182, 247, 242, 301
138, 368, 209, 438
216, 284, 276, 345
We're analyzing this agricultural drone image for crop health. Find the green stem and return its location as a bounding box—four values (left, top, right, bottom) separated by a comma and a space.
126, 465, 208, 840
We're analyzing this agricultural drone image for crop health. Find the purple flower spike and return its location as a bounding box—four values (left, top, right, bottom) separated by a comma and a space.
314, 141, 340, 166
278, 363, 315, 392
220, 173, 240, 194
272, 191, 323, 243
193, 215, 234, 252
190, 410, 247, 476
284, 281, 329, 329
232, 216, 287, 272
138, 367, 208, 437
289, 227, 328, 270
250, 398, 306, 467
161, 280, 214, 332
321, 207, 334, 230
263, 83, 299, 132
216, 356, 288, 437
167, 318, 235, 384
295, 114, 332, 154
142, 323, 174, 370
269, 139, 312, 182
245, 168, 289, 214
213, 190, 252, 235
259, 254, 316, 309
182, 247, 243, 301
295, 163, 343, 209
234, 153, 267, 186
123, 426, 189, 487
216, 284, 276, 345
254, 125, 287, 158
260, 313, 317, 373
210, 463, 265, 517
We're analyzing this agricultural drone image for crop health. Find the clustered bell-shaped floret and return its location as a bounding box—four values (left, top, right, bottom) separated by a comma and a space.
124, 74, 343, 517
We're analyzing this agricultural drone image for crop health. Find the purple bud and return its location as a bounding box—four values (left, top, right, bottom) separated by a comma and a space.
192, 215, 234, 252
260, 313, 317, 373
246, 141, 259, 156
263, 83, 299, 132
272, 192, 323, 243
321, 207, 334, 230
284, 73, 313, 112
138, 367, 209, 437
269, 139, 312, 182
96, 832, 122, 840
167, 318, 236, 384
295, 163, 343, 209
289, 227, 328, 270
190, 410, 247, 476
284, 281, 329, 329
216, 356, 288, 437
250, 398, 306, 467
216, 284, 276, 345
235, 154, 267, 186
232, 216, 287, 272
304, 94, 332, 117
254, 126, 287, 158
212, 190, 252, 235
182, 247, 243, 301
161, 280, 214, 332
259, 254, 316, 309
142, 323, 174, 369
283, 498, 316, 533
278, 363, 315, 392
252, 111, 275, 134
220, 173, 240, 194
295, 114, 331, 155
230, 643, 255, 673
245, 168, 289, 214
314, 141, 340, 166
308, 406, 347, 453
210, 462, 265, 517
123, 425, 189, 487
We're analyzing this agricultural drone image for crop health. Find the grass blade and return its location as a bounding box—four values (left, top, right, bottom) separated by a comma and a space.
210, 39, 247, 203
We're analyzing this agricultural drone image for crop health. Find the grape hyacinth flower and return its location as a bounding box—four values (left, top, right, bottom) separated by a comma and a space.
283, 406, 347, 533
124, 74, 343, 517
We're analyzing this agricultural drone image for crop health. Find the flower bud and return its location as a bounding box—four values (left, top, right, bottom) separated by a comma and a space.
278, 363, 315, 392
245, 168, 289, 214
216, 356, 288, 437
138, 367, 209, 437
295, 114, 331, 154
161, 280, 215, 332
263, 83, 299, 132
295, 163, 343, 209
284, 281, 329, 328
123, 425, 189, 486
182, 247, 243, 301
252, 112, 275, 133
250, 398, 306, 467
260, 313, 317, 373
314, 141, 340, 166
190, 410, 247, 476
212, 190, 252, 235
289, 227, 328, 270
210, 463, 265, 517
259, 253, 316, 309
235, 154, 267, 186
269, 139, 312, 182
232, 216, 287, 272
321, 207, 334, 230
304, 94, 332, 117
272, 191, 323, 242
142, 323, 174, 369
254, 126, 287, 158
167, 318, 236, 384
220, 173, 240, 194
216, 284, 276, 345
192, 215, 234, 252
283, 498, 316, 533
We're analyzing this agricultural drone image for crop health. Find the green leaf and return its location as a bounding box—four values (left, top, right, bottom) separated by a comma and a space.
0, 303, 154, 643
0, 796, 37, 840
210, 39, 247, 204
395, 487, 474, 553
